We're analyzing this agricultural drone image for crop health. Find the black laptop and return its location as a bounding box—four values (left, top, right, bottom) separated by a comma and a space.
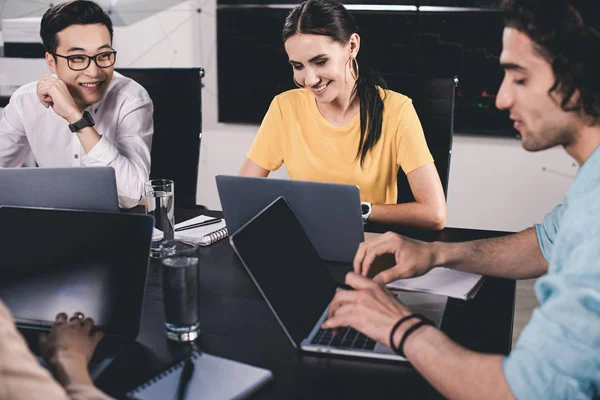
229, 197, 446, 362
0, 206, 153, 376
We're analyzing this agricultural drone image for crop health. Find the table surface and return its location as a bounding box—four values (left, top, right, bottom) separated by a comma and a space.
93, 209, 516, 399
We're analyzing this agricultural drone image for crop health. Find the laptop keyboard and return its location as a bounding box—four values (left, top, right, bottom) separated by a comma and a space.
311, 327, 376, 350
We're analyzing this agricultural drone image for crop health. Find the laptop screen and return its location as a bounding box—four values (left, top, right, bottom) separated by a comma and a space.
0, 167, 119, 212
0, 207, 153, 338
230, 197, 338, 346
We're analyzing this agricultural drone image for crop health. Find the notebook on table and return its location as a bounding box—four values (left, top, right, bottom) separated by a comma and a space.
126, 352, 272, 400
152, 215, 228, 246
362, 232, 485, 300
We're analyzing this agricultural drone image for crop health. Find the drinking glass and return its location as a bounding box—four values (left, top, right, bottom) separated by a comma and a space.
161, 240, 200, 342
144, 179, 175, 258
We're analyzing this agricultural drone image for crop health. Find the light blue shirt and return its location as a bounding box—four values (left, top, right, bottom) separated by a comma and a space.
503, 145, 600, 399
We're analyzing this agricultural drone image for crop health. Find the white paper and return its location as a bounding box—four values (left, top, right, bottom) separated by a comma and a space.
174, 215, 227, 244
386, 267, 484, 300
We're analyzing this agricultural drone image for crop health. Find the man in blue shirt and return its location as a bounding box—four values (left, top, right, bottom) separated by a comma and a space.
322, 0, 600, 398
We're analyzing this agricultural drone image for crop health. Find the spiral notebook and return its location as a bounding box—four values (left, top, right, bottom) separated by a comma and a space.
153, 215, 229, 246
174, 215, 228, 246
127, 351, 272, 400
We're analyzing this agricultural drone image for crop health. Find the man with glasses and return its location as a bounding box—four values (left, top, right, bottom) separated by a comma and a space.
0, 0, 152, 209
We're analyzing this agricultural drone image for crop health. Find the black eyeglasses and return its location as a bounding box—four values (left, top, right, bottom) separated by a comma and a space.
53, 50, 117, 71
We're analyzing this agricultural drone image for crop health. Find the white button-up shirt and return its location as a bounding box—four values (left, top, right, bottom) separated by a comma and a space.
0, 72, 153, 208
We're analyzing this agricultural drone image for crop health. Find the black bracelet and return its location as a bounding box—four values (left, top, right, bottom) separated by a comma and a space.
398, 318, 435, 358
389, 313, 428, 356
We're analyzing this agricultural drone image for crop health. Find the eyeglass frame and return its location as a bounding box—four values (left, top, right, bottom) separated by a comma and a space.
52, 50, 118, 71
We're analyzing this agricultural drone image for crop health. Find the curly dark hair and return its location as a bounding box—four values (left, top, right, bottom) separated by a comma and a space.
40, 0, 113, 54
502, 0, 600, 123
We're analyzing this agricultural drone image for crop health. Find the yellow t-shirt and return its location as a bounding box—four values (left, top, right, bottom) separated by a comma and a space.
247, 88, 433, 204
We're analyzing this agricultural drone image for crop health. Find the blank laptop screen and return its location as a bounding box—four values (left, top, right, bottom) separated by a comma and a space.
230, 197, 338, 345
0, 207, 153, 338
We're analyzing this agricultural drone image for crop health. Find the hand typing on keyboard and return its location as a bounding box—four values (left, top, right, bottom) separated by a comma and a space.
321, 272, 431, 351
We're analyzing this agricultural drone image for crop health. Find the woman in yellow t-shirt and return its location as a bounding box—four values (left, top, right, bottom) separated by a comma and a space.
240, 0, 446, 230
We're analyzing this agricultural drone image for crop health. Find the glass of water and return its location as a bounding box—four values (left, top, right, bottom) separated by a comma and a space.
144, 179, 175, 258
161, 240, 200, 342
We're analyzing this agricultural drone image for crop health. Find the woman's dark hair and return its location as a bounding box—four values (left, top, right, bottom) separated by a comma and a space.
282, 0, 387, 166
40, 0, 113, 54
502, 0, 600, 123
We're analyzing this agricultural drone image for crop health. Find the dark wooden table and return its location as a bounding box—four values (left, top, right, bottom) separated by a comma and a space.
97, 209, 515, 399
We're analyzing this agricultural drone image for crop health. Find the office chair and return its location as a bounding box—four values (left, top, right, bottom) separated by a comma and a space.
116, 68, 204, 207
381, 74, 458, 203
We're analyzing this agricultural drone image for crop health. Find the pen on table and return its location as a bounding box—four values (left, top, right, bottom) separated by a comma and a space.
175, 217, 222, 232
175, 350, 195, 400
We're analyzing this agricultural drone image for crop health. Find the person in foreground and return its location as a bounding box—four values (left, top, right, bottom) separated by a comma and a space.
0, 0, 153, 209
0, 300, 113, 399
239, 0, 446, 229
323, 0, 600, 399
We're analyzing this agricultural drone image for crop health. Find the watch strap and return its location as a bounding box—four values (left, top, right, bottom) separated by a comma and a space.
68, 110, 95, 132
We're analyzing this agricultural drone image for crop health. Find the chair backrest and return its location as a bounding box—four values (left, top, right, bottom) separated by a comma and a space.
381, 74, 457, 203
116, 68, 204, 207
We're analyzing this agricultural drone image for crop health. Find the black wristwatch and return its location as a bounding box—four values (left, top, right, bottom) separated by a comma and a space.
361, 201, 372, 224
68, 110, 95, 132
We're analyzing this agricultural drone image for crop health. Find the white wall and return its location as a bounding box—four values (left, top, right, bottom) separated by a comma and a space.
196, 125, 575, 232
0, 0, 575, 232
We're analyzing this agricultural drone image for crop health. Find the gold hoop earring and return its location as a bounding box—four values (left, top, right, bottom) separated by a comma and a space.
293, 77, 304, 88
350, 58, 359, 81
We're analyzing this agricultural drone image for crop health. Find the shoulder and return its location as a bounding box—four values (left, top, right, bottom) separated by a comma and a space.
6, 80, 46, 114
566, 183, 600, 231
11, 80, 39, 98
105, 72, 152, 106
379, 87, 412, 110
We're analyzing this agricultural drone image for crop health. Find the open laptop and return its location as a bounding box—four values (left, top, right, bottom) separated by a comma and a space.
229, 196, 447, 362
217, 175, 364, 263
0, 206, 153, 376
0, 167, 119, 211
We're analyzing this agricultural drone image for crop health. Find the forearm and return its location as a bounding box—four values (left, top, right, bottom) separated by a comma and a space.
80, 134, 151, 208
76, 126, 102, 153
369, 202, 446, 230
433, 227, 547, 279
400, 325, 515, 400
50, 352, 94, 387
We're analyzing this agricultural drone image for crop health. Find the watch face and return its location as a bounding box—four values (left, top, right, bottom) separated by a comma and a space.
361, 203, 370, 215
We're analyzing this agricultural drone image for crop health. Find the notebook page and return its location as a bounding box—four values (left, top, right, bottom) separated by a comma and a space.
386, 267, 484, 300
128, 353, 272, 400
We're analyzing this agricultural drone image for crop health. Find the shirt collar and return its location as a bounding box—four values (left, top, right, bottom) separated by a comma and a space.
566, 144, 600, 200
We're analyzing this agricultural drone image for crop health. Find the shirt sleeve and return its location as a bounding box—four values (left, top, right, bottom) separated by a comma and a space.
0, 301, 114, 400
0, 95, 32, 167
82, 97, 153, 209
534, 202, 566, 263
247, 96, 284, 171
394, 98, 434, 174
503, 208, 600, 399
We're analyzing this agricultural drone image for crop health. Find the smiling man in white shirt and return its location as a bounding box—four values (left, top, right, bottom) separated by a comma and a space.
0, 0, 153, 209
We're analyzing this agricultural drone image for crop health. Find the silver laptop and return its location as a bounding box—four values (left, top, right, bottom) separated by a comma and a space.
230, 196, 446, 362
217, 175, 364, 263
0, 167, 119, 211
